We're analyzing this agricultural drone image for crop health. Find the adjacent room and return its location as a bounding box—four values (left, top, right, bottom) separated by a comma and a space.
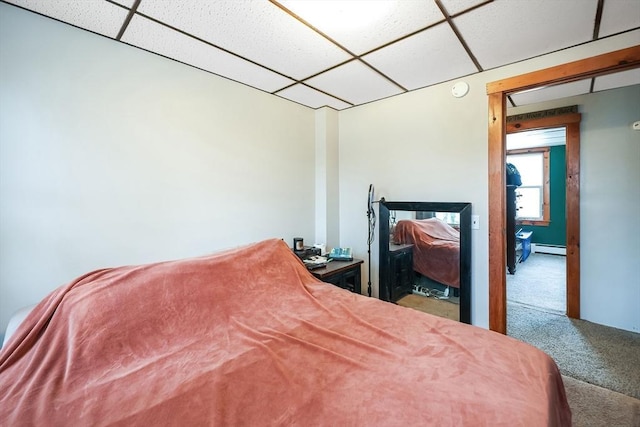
1, 1, 639, 425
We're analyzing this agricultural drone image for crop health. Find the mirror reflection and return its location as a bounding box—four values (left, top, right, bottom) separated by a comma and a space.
379, 201, 471, 324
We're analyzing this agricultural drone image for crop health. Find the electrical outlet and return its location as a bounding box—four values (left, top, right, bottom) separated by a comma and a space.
472, 215, 480, 230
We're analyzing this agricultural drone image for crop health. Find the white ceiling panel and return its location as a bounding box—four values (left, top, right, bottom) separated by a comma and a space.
122, 15, 294, 93
5, 0, 128, 38
593, 68, 640, 92
276, 84, 351, 110
440, 0, 491, 16
511, 79, 592, 106
363, 22, 477, 91
4, 0, 638, 110
599, 0, 640, 37
136, 0, 351, 80
278, 0, 444, 55
305, 60, 404, 106
454, 0, 598, 70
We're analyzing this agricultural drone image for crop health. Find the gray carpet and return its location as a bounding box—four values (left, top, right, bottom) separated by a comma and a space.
563, 375, 640, 427
508, 302, 640, 399
507, 252, 566, 312
506, 252, 640, 399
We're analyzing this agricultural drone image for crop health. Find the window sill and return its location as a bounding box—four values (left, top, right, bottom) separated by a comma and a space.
517, 219, 550, 226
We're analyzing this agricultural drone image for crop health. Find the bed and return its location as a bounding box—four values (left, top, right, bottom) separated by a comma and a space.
0, 238, 570, 425
393, 217, 460, 287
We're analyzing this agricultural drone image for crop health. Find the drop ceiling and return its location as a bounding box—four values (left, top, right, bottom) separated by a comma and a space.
3, 0, 640, 110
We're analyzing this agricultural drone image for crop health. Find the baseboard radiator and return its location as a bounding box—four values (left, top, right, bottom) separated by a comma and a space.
531, 244, 566, 256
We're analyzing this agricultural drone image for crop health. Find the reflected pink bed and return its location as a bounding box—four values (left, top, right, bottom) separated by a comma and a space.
394, 218, 461, 287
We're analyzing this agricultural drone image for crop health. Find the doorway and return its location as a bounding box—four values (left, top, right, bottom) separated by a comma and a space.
499, 112, 581, 328
505, 121, 573, 316
485, 46, 640, 334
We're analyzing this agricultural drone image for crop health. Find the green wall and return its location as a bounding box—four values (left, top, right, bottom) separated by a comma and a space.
521, 145, 566, 246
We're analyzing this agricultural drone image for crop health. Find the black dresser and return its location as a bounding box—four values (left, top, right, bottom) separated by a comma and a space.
389, 243, 414, 301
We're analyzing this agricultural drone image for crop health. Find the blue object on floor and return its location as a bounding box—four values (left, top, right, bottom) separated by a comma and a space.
516, 230, 533, 263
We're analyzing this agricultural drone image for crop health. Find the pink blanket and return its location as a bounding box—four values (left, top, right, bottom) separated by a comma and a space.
0, 239, 570, 425
394, 218, 460, 287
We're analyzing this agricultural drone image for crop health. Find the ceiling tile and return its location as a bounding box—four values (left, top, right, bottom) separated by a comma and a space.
593, 68, 640, 92
4, 0, 636, 110
439, 0, 492, 16
510, 79, 592, 106
453, 0, 598, 70
136, 0, 351, 80
121, 15, 294, 93
276, 84, 351, 110
305, 60, 404, 105
599, 0, 640, 37
363, 22, 477, 91
5, 0, 128, 38
277, 0, 444, 55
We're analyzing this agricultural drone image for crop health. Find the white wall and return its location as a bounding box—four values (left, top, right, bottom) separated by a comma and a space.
339, 77, 489, 324
0, 4, 315, 339
314, 108, 340, 251
579, 85, 640, 332
338, 30, 640, 329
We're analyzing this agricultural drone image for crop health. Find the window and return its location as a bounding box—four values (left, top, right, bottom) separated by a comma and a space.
506, 147, 550, 225
435, 212, 460, 226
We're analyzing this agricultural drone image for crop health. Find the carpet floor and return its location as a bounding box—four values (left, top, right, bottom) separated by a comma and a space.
507, 252, 565, 312
396, 293, 459, 321
563, 375, 640, 427
508, 302, 640, 399
506, 252, 640, 399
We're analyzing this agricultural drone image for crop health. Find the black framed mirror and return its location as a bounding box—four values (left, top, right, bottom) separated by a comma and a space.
379, 201, 472, 324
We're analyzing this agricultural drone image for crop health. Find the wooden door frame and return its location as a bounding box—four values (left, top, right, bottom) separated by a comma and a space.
486, 45, 640, 334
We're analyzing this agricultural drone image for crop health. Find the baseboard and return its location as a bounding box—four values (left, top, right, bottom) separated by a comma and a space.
531, 244, 566, 256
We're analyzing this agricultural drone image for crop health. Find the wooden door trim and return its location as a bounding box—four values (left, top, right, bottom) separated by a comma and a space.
486, 45, 640, 334
487, 46, 640, 95
488, 92, 506, 332
565, 122, 581, 318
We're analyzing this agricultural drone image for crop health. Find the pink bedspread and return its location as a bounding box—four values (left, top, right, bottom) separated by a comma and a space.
0, 239, 570, 426
394, 218, 460, 287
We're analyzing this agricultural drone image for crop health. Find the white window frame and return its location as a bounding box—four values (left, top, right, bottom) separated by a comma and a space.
506, 147, 550, 226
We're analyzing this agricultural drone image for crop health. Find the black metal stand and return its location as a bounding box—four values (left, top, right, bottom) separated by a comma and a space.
366, 185, 376, 297
367, 215, 372, 297
366, 205, 375, 297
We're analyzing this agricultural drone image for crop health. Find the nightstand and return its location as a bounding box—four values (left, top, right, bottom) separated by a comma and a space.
311, 259, 363, 294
